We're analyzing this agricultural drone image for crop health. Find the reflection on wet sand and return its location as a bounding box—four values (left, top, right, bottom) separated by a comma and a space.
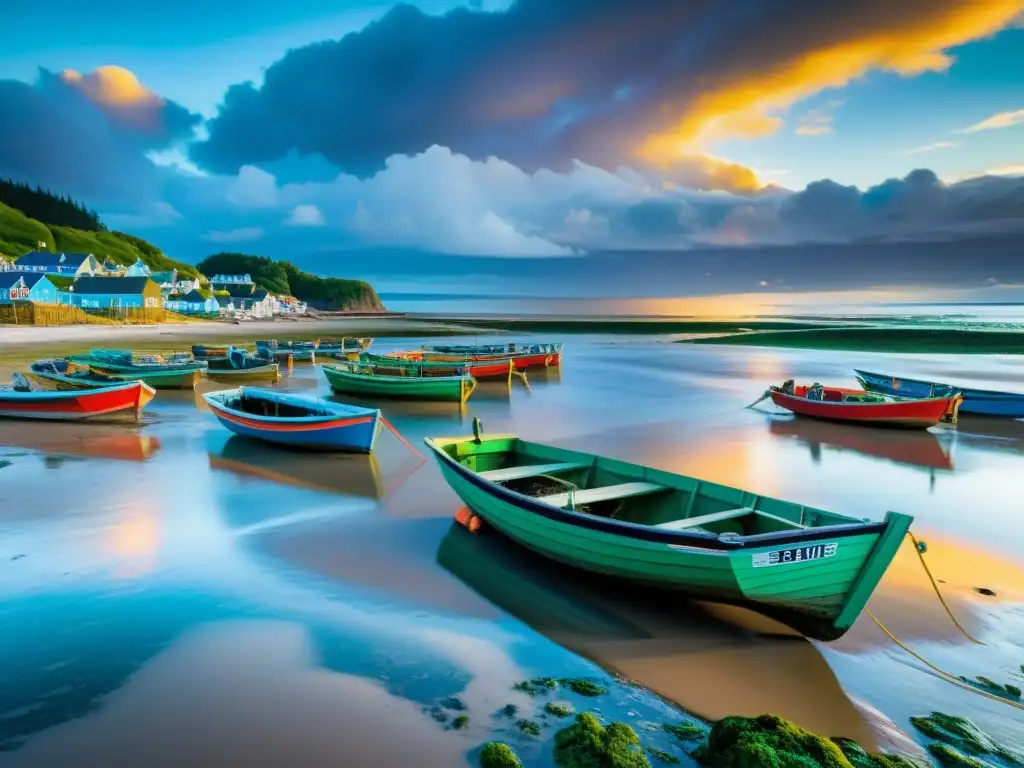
954, 416, 1024, 455
768, 417, 954, 471
1, 621, 467, 768
0, 422, 161, 463
207, 435, 384, 499
436, 525, 881, 748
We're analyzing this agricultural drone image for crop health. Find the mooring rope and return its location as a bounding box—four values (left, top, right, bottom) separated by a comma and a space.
863, 531, 1024, 711
379, 415, 426, 461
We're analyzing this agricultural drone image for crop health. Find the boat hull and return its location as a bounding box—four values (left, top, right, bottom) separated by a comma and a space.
366, 353, 518, 379
94, 367, 203, 390
770, 390, 956, 429
0, 381, 155, 421
205, 364, 281, 384
321, 364, 475, 402
422, 351, 560, 370
192, 345, 230, 359
855, 369, 1024, 418
427, 440, 910, 641
204, 390, 380, 451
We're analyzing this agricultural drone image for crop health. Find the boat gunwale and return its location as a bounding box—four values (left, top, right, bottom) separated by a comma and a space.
854, 368, 1024, 400
0, 379, 153, 400
424, 436, 888, 552
204, 387, 379, 425
321, 361, 473, 385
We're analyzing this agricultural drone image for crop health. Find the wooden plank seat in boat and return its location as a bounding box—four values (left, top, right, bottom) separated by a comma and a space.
538, 481, 667, 509
654, 507, 753, 531
479, 461, 589, 483
654, 508, 808, 532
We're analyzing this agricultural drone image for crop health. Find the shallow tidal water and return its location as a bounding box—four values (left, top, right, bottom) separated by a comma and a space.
1, 335, 1023, 766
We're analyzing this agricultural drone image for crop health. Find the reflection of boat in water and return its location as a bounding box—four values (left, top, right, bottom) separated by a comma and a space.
769, 417, 954, 471
208, 435, 383, 498
0, 422, 161, 462
436, 524, 881, 745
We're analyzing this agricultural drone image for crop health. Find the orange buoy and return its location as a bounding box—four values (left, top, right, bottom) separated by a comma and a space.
467, 515, 483, 533
454, 506, 473, 528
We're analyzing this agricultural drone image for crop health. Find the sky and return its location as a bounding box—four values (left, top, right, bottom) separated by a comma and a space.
1, 0, 1023, 300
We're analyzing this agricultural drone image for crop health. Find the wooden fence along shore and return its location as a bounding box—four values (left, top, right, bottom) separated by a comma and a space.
0, 301, 184, 326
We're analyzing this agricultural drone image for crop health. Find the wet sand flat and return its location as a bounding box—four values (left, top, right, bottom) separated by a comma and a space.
1, 334, 1023, 765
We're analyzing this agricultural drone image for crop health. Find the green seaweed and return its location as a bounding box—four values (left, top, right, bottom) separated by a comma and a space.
441, 696, 467, 711
926, 743, 989, 768
664, 722, 706, 741
958, 677, 1022, 700
517, 719, 541, 736
546, 702, 575, 718
646, 747, 682, 764
700, 714, 924, 768
553, 713, 651, 768
559, 677, 609, 697
910, 712, 1022, 765
452, 714, 470, 730
480, 741, 523, 768
513, 677, 559, 695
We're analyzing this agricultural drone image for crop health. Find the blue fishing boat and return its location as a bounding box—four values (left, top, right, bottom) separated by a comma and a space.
255, 339, 317, 362
854, 369, 1024, 418
203, 387, 381, 451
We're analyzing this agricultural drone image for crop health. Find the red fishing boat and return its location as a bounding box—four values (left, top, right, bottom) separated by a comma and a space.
416, 342, 562, 371
764, 380, 961, 430
0, 378, 156, 421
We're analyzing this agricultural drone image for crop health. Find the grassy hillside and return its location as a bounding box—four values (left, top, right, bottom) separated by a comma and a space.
0, 202, 199, 278
198, 252, 386, 312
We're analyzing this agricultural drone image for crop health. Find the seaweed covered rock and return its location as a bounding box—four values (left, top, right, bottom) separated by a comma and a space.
553, 712, 651, 768
926, 744, 988, 768
514, 677, 559, 695
480, 741, 523, 768
702, 714, 923, 768
559, 677, 610, 697
664, 722, 706, 742
910, 712, 1022, 766
546, 702, 575, 718
518, 719, 542, 736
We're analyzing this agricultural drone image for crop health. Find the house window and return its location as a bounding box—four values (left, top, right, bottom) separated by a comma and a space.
145, 297, 157, 308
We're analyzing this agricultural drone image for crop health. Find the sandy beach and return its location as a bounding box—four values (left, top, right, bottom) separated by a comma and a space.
0, 316, 477, 348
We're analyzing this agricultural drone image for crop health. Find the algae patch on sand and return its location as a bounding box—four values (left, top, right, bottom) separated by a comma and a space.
479, 741, 523, 768
698, 714, 924, 768
910, 712, 1022, 766
553, 713, 651, 768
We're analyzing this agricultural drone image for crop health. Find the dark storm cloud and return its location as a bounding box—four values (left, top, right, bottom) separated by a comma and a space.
0, 68, 201, 203
613, 171, 1024, 245
191, 0, 1018, 180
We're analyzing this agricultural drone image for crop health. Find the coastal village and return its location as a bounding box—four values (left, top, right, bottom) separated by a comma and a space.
0, 247, 308, 319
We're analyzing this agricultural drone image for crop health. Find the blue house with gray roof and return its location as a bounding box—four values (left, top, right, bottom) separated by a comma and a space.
16, 251, 100, 278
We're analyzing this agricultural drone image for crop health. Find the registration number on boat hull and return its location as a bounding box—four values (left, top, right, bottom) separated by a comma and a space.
752, 542, 838, 567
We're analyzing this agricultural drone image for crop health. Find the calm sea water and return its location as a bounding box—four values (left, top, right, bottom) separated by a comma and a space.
1, 335, 1022, 766
381, 294, 1024, 327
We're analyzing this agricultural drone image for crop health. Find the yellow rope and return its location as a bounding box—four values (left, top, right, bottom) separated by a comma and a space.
907, 531, 984, 645
861, 530, 1024, 711
864, 609, 1024, 712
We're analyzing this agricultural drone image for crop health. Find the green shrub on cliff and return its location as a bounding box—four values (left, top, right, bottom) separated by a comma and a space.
197, 252, 383, 311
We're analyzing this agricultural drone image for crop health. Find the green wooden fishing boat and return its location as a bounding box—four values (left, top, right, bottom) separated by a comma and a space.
321, 361, 476, 402
425, 430, 913, 641
68, 349, 206, 390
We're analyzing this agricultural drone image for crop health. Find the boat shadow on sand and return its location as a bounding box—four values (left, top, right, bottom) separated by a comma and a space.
0, 422, 161, 462
434, 523, 886, 749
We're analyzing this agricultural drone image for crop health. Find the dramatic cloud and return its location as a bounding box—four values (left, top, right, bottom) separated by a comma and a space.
285, 204, 326, 226
956, 108, 1024, 133
0, 67, 201, 202
201, 226, 265, 243
191, 0, 1022, 195
902, 141, 960, 156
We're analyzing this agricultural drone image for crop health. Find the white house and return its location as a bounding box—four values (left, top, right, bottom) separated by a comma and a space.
125, 259, 151, 277
210, 274, 253, 286
174, 275, 202, 293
